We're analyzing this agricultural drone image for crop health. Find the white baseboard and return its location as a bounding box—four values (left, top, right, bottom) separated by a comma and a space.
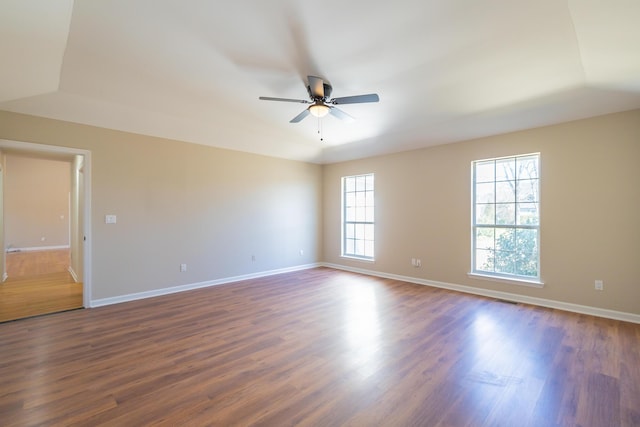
90, 263, 322, 308
323, 263, 640, 324
88, 261, 639, 324
7, 245, 70, 253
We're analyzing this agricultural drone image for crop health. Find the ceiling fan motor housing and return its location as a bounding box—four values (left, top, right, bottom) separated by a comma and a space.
307, 83, 333, 101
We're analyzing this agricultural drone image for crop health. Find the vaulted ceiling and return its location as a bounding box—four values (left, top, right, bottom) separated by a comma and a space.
1, 1, 639, 163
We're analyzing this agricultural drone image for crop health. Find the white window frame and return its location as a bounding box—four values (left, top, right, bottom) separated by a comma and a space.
470, 153, 542, 286
341, 173, 375, 261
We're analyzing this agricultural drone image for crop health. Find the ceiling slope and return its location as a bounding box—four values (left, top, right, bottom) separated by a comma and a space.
1, 0, 639, 163
0, 0, 73, 102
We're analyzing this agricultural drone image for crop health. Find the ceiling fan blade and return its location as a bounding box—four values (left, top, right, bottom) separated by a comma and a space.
331, 93, 379, 105
290, 109, 311, 123
308, 76, 325, 98
259, 96, 311, 104
329, 107, 355, 123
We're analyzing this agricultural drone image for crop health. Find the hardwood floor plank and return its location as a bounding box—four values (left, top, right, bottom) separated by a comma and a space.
0, 268, 639, 426
1, 250, 82, 322
5, 249, 70, 277
619, 322, 640, 425
576, 372, 621, 426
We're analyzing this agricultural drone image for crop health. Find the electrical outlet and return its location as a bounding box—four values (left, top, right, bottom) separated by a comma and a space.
416, 259, 422, 267
251, 255, 256, 262
595, 280, 603, 291
180, 263, 187, 272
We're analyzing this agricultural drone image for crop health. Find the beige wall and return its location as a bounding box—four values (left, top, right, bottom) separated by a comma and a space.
5, 153, 71, 249
324, 109, 640, 315
1, 109, 638, 316
0, 110, 323, 300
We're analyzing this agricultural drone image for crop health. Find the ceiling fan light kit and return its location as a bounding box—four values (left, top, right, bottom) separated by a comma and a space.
309, 103, 330, 118
259, 75, 379, 124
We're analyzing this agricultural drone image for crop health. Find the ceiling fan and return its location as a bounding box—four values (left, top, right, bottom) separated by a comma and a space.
259, 76, 379, 123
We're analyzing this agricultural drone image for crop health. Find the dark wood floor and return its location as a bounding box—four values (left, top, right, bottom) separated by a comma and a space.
0, 268, 638, 426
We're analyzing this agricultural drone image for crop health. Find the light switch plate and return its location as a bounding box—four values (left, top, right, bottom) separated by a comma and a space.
105, 214, 117, 224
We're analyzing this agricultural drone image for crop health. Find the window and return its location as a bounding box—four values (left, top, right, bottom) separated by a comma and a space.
472, 154, 540, 282
342, 173, 374, 260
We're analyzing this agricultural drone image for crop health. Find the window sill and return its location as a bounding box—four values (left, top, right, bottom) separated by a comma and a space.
340, 255, 376, 264
467, 272, 544, 288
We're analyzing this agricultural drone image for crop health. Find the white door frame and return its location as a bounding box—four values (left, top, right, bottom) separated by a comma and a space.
0, 139, 92, 307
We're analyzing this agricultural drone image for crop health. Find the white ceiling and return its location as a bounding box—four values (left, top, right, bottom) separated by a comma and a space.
1, 0, 639, 164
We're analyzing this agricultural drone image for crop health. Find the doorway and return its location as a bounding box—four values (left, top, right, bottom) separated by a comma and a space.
0, 140, 91, 322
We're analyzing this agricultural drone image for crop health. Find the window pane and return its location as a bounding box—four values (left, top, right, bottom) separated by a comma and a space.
475, 182, 494, 203
365, 224, 374, 240
345, 177, 355, 192
496, 158, 516, 181
495, 228, 515, 252
356, 176, 366, 191
355, 223, 365, 239
496, 203, 515, 225
516, 228, 538, 253
346, 207, 355, 222
355, 239, 365, 256
346, 239, 355, 254
365, 191, 374, 206
345, 192, 356, 207
364, 241, 374, 258
516, 252, 538, 277
517, 155, 539, 180
365, 206, 375, 222
476, 204, 495, 225
476, 249, 494, 271
365, 174, 374, 190
517, 203, 538, 225
346, 224, 355, 239
355, 207, 366, 222
494, 250, 515, 274
475, 161, 495, 183
517, 179, 538, 202
476, 228, 495, 250
496, 181, 515, 203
